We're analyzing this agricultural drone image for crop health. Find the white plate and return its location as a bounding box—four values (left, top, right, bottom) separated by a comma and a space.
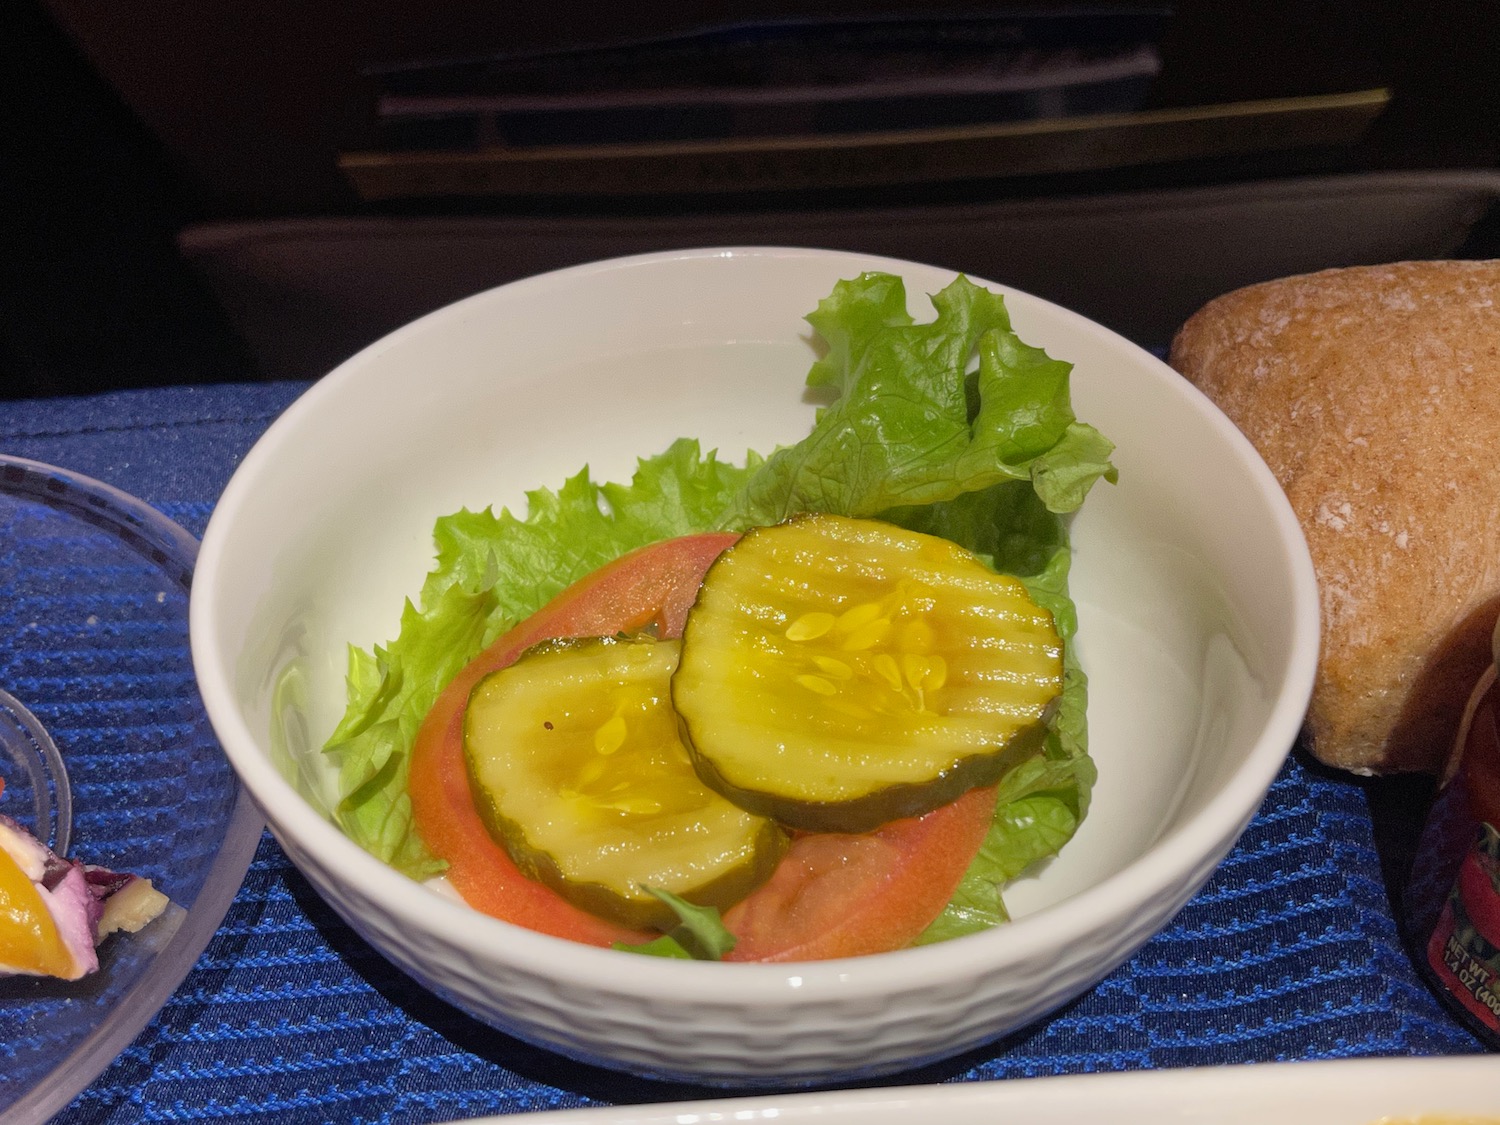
488, 1057, 1500, 1125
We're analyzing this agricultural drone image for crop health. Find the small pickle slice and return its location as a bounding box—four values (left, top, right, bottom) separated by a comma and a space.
464, 635, 787, 930
673, 513, 1064, 833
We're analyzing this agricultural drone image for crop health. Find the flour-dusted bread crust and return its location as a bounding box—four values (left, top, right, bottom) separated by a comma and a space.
1169, 260, 1500, 774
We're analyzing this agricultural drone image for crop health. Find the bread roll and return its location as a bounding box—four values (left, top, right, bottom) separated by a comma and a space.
1169, 260, 1500, 775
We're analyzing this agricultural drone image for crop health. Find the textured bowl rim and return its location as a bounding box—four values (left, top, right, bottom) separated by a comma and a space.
192, 244, 1320, 1003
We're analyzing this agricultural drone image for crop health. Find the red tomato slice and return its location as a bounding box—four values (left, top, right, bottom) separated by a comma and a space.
722, 784, 996, 962
407, 530, 997, 961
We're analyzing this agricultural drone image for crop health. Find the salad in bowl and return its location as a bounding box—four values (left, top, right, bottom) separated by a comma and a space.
320, 270, 1115, 961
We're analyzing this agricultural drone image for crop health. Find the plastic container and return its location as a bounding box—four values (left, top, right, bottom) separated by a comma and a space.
0, 455, 262, 1124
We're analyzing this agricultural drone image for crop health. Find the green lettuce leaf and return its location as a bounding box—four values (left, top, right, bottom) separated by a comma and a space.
323, 270, 1114, 946
614, 887, 739, 961
723, 273, 1116, 528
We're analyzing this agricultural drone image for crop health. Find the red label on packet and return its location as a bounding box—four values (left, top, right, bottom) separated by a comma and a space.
1426, 822, 1500, 1033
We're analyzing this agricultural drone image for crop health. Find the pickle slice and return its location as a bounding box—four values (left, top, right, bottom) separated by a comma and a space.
673, 513, 1064, 833
464, 635, 787, 930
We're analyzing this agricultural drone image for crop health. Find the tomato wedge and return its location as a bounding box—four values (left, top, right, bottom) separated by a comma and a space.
722, 784, 995, 962
407, 531, 998, 960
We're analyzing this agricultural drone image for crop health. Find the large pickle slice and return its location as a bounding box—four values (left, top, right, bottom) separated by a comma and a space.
673, 513, 1064, 833
464, 635, 787, 930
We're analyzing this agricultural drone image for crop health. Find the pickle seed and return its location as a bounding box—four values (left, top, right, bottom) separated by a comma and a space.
872, 653, 904, 690
796, 673, 839, 696
785, 611, 836, 641
835, 601, 883, 633
594, 714, 628, 755
841, 618, 891, 651
600, 796, 664, 816
824, 697, 875, 720
901, 653, 948, 712
576, 755, 610, 787
903, 653, 948, 692
901, 618, 937, 653
812, 655, 854, 680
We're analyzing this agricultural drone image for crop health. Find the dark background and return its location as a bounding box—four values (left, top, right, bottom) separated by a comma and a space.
3, 0, 1498, 398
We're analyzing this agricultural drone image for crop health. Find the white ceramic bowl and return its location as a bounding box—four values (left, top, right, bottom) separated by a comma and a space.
190, 246, 1319, 1086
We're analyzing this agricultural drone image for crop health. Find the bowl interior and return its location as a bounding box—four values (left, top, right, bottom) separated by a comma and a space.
197, 246, 1312, 931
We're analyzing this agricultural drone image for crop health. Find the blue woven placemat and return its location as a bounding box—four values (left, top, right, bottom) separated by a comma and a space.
0, 382, 1486, 1124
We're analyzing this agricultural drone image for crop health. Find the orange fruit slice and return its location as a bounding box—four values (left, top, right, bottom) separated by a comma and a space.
0, 843, 77, 978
